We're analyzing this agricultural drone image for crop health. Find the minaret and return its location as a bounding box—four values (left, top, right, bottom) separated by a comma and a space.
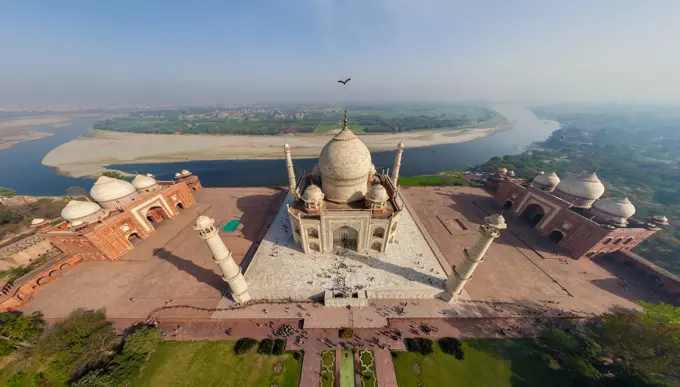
391, 141, 405, 185
443, 214, 506, 303
283, 142, 298, 197
193, 216, 251, 303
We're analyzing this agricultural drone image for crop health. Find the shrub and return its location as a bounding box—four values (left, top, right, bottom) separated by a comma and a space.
273, 339, 286, 355
339, 328, 354, 339
405, 338, 433, 356
390, 351, 399, 359
5, 372, 24, 387
258, 338, 275, 355
123, 325, 161, 355
234, 338, 258, 355
438, 337, 464, 360
293, 350, 303, 361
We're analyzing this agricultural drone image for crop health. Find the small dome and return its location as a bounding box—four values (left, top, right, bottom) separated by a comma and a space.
499, 168, 508, 174
485, 214, 507, 229
180, 169, 192, 176
652, 215, 669, 225
132, 174, 157, 190
302, 184, 324, 202
175, 173, 182, 178
61, 200, 102, 222
533, 171, 560, 187
397, 141, 405, 149
193, 215, 214, 230
366, 184, 389, 203
555, 172, 605, 201
593, 197, 636, 219
608, 216, 628, 227
508, 170, 515, 177
90, 176, 136, 202
31, 218, 45, 226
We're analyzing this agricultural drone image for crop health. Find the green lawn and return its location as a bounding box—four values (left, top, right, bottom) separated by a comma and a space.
319, 350, 335, 387
132, 341, 302, 387
392, 339, 572, 387
339, 350, 354, 387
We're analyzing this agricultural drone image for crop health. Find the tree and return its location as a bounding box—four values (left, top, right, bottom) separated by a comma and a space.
32, 309, 117, 380
0, 187, 16, 198
101, 171, 128, 180
0, 313, 44, 354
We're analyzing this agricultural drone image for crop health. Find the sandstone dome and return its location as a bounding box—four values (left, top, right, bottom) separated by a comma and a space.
366, 184, 389, 203
554, 172, 605, 208
318, 121, 372, 203
533, 171, 560, 187
90, 176, 137, 202
61, 200, 102, 222
132, 174, 157, 190
593, 197, 636, 219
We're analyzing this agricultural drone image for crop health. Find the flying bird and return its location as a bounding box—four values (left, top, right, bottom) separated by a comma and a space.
337, 78, 351, 85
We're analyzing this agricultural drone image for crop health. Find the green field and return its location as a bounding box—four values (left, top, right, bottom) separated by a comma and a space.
132, 341, 302, 387
398, 170, 484, 187
339, 350, 354, 387
392, 339, 571, 387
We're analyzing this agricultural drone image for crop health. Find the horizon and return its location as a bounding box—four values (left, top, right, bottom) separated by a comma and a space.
2, 0, 680, 108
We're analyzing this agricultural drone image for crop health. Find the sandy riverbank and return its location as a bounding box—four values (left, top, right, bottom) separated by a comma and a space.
42, 124, 511, 177
0, 116, 72, 149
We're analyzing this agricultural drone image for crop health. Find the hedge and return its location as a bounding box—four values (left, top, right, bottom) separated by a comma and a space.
234, 338, 259, 355
438, 337, 464, 360
404, 338, 433, 356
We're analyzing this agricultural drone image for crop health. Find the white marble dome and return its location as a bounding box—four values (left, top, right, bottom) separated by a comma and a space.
302, 184, 324, 202
30, 218, 45, 226
554, 172, 605, 208
593, 197, 636, 219
533, 171, 560, 187
90, 176, 137, 202
367, 184, 389, 202
318, 125, 372, 203
180, 169, 192, 176
132, 174, 157, 190
61, 200, 102, 222
175, 172, 182, 178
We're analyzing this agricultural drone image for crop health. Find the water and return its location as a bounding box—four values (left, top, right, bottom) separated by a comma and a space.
0, 105, 558, 195
0, 119, 97, 196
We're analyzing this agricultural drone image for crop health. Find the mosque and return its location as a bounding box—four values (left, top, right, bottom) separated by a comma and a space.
486, 168, 668, 259
45, 170, 200, 260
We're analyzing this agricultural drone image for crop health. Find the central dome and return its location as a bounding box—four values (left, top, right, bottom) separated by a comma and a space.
90, 176, 136, 202
318, 116, 372, 203
554, 171, 605, 208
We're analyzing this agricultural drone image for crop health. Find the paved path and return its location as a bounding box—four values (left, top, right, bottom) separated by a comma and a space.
300, 348, 321, 387
374, 349, 398, 387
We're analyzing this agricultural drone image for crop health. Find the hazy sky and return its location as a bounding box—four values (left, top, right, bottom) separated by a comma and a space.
1, 0, 679, 107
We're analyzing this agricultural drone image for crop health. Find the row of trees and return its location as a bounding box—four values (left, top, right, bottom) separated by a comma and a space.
0, 309, 160, 386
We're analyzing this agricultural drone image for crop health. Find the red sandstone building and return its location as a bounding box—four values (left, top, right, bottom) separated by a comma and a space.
486, 169, 668, 259
0, 171, 201, 310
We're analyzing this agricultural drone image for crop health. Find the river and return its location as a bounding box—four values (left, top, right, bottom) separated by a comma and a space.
0, 105, 559, 196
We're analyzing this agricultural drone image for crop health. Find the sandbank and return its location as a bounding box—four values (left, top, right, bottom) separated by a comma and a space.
42, 124, 511, 178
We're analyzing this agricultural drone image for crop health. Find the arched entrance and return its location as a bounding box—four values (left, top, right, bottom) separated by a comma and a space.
503, 200, 513, 211
333, 226, 358, 251
521, 203, 545, 227
145, 206, 169, 224
549, 230, 565, 244
127, 232, 142, 246
176, 202, 185, 211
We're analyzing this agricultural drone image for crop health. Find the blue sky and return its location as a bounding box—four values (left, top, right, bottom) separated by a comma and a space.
1, 0, 679, 107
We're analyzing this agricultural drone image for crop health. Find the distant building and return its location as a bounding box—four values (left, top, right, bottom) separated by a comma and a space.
487, 170, 668, 259
0, 171, 201, 311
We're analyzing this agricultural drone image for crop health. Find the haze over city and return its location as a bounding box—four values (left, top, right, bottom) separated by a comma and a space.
2, 0, 680, 108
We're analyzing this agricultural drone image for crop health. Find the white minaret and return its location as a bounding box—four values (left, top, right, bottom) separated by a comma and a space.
391, 141, 404, 185
283, 142, 298, 198
443, 214, 506, 303
194, 216, 251, 303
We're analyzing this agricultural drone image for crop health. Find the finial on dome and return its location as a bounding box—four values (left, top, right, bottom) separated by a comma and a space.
342, 109, 348, 131
397, 141, 404, 149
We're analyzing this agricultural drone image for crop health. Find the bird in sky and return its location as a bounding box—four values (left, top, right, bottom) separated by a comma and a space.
337, 78, 351, 85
